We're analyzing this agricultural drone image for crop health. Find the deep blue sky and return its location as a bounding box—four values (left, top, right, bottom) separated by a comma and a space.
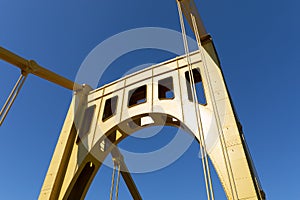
1, 0, 299, 199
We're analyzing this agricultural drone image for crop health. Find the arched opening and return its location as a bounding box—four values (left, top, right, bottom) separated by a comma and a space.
81, 121, 228, 199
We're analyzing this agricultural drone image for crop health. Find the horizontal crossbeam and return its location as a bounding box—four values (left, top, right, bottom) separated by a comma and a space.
0, 46, 81, 91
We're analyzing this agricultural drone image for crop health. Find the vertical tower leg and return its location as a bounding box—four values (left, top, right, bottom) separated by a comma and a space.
38, 97, 78, 200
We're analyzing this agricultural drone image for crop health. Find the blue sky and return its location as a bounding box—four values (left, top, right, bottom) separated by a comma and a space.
0, 0, 299, 199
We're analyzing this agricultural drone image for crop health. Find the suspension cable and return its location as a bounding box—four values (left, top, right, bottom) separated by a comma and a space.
189, 14, 215, 200
109, 157, 122, 200
109, 159, 117, 200
189, 10, 239, 200
115, 161, 121, 200
0, 72, 27, 125
176, 1, 214, 199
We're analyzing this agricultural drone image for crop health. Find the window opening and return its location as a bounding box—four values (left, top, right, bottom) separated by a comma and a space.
128, 85, 147, 107
185, 68, 207, 105
102, 96, 118, 121
79, 105, 96, 138
158, 77, 175, 100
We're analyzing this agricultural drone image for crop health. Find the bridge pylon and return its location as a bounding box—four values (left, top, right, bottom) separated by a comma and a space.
39, 49, 265, 200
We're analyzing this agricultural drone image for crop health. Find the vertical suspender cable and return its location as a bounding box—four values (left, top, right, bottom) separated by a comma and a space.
176, 1, 214, 200
189, 11, 239, 200
189, 14, 215, 200
109, 158, 121, 200
115, 162, 121, 200
109, 160, 117, 200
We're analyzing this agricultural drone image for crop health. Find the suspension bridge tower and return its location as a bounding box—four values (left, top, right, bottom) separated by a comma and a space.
0, 0, 265, 199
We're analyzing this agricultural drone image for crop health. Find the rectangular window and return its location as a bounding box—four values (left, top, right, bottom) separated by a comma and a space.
128, 85, 147, 107
79, 105, 96, 138
102, 96, 118, 121
158, 77, 175, 100
185, 68, 207, 105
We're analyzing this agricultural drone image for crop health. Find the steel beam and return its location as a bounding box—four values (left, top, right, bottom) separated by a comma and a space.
0, 46, 81, 91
